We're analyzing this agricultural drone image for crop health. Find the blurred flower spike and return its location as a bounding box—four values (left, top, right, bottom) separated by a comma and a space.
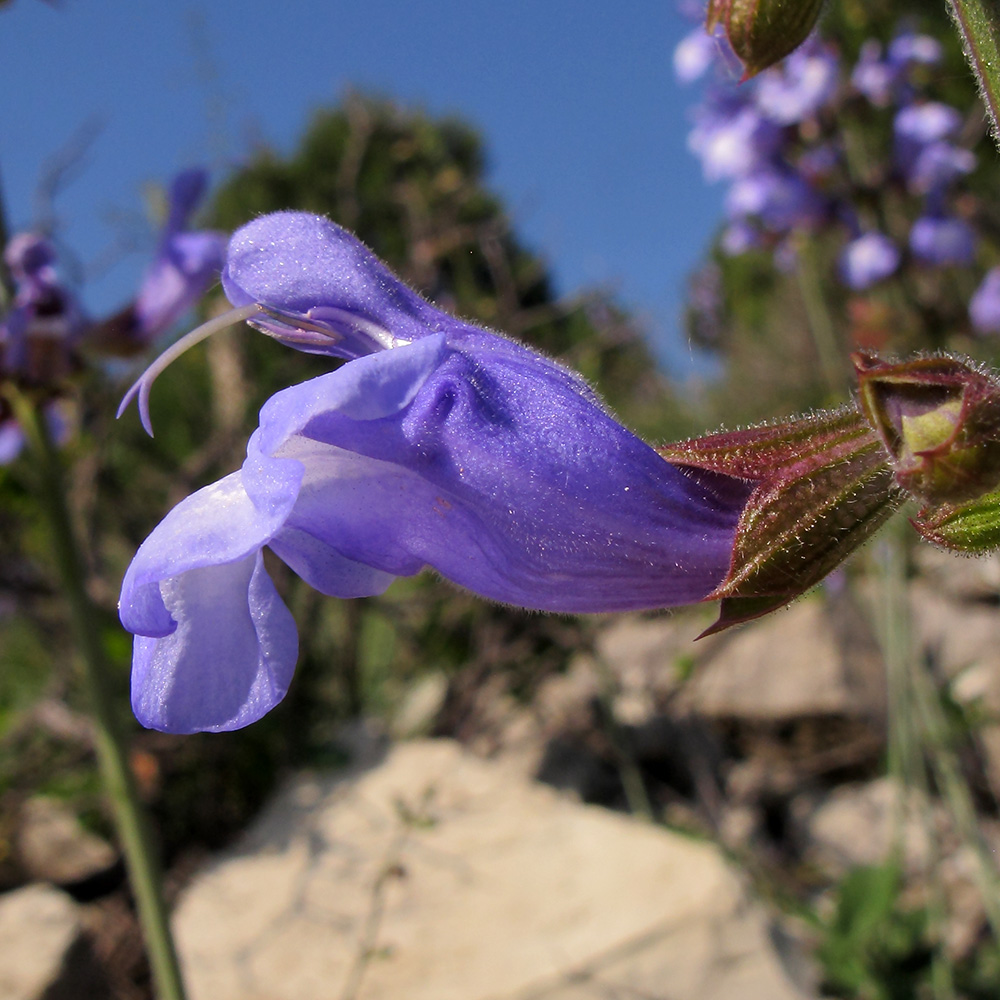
0, 168, 224, 462
706, 0, 827, 79
118, 212, 758, 733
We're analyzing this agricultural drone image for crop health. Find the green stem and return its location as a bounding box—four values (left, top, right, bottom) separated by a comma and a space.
793, 235, 847, 401
947, 0, 1000, 150
0, 166, 15, 312
10, 390, 187, 1000
877, 522, 1000, 954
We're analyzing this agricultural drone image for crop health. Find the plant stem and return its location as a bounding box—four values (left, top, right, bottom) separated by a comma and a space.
947, 0, 1000, 150
10, 389, 187, 1000
793, 235, 847, 402
0, 166, 15, 311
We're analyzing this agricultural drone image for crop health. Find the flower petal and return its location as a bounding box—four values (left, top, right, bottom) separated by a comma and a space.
119, 458, 302, 637
221, 212, 453, 358
130, 550, 297, 733
252, 335, 751, 612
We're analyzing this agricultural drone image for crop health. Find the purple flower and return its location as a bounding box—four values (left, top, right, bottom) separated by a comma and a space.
852, 40, 896, 107
906, 141, 976, 194
970, 267, 1000, 333
754, 41, 839, 126
887, 32, 942, 68
910, 214, 975, 266
94, 170, 226, 352
839, 232, 900, 289
725, 166, 822, 232
118, 212, 751, 733
132, 170, 226, 343
1, 233, 84, 382
688, 96, 782, 181
853, 33, 942, 108
720, 221, 761, 255
894, 102, 961, 162
674, 27, 719, 84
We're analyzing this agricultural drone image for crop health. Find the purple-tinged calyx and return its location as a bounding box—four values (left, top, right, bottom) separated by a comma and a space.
659, 408, 898, 635
854, 351, 1000, 506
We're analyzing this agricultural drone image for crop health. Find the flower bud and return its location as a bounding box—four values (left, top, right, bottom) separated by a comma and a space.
853, 351, 1000, 506
707, 0, 827, 78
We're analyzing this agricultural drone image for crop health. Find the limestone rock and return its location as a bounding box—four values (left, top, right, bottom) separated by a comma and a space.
175, 739, 816, 1000
0, 884, 82, 999
683, 595, 885, 723
16, 797, 117, 888
792, 778, 937, 877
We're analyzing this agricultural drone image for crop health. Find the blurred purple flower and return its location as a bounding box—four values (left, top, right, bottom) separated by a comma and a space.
851, 40, 896, 106
688, 96, 782, 181
674, 27, 719, 83
1, 233, 84, 381
887, 32, 942, 68
970, 267, 1000, 333
95, 169, 226, 352
853, 33, 942, 107
797, 143, 840, 180
839, 232, 901, 289
894, 102, 962, 163
910, 214, 975, 266
754, 40, 839, 125
720, 220, 761, 255
119, 212, 752, 732
726, 165, 822, 232
906, 141, 976, 194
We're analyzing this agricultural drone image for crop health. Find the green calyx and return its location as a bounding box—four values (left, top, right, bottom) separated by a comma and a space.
707, 0, 827, 78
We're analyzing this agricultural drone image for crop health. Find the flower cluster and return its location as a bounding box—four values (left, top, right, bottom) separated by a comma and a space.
118, 212, 755, 733
0, 169, 225, 460
676, 20, 988, 306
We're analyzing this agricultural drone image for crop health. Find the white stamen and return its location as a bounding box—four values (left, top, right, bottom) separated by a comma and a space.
311, 305, 409, 351
117, 303, 263, 436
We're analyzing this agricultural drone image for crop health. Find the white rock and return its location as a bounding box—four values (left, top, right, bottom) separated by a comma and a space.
683, 596, 884, 722
0, 884, 81, 999
175, 740, 815, 1000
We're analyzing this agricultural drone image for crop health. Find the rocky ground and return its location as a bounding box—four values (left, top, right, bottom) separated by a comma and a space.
4, 547, 1000, 998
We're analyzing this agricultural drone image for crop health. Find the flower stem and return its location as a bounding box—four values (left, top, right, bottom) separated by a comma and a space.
793, 234, 847, 401
0, 166, 15, 312
947, 0, 1000, 150
9, 389, 187, 1000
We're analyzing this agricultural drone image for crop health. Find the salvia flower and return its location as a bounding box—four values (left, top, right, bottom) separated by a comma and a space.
674, 27, 721, 84
0, 233, 84, 462
92, 169, 226, 353
851, 40, 896, 107
839, 232, 901, 290
909, 213, 975, 266
133, 169, 226, 341
753, 40, 839, 126
118, 212, 753, 733
970, 267, 1000, 334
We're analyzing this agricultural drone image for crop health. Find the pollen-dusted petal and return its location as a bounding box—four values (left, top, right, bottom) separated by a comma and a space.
130, 550, 297, 733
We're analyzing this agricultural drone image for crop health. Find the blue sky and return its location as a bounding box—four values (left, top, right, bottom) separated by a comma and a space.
1, 0, 723, 371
